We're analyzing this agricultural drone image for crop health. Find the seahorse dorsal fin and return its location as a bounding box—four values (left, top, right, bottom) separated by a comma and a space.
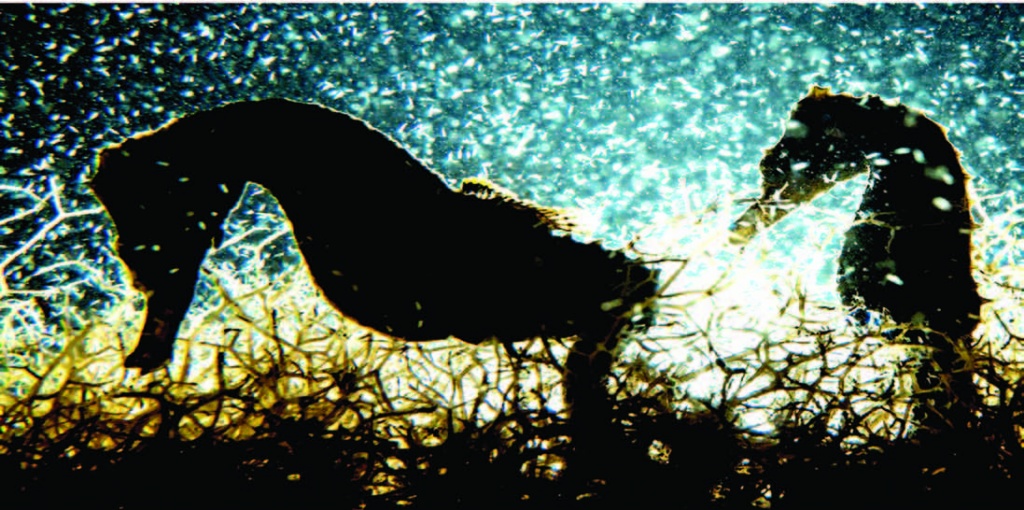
458, 177, 578, 233
809, 84, 833, 99
458, 177, 517, 201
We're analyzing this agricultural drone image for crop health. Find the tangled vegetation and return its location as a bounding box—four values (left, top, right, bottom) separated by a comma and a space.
5, 87, 1024, 509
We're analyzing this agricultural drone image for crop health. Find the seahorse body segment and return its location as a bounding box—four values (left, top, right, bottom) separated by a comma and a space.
731, 85, 980, 346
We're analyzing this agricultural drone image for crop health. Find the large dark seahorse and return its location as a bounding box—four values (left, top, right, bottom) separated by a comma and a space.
730, 85, 981, 424
89, 99, 659, 377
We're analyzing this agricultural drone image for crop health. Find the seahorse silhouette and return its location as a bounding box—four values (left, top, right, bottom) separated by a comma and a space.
730, 85, 981, 415
89, 99, 659, 372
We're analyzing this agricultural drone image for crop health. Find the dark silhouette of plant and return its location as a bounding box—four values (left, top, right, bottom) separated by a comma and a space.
5, 89, 1024, 508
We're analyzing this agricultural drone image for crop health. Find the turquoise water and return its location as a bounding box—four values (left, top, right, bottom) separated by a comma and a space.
1, 3, 1022, 377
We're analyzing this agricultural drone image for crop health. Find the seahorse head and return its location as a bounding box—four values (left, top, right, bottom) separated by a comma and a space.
730, 85, 918, 244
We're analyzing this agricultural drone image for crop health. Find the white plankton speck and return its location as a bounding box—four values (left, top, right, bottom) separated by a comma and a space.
925, 166, 955, 185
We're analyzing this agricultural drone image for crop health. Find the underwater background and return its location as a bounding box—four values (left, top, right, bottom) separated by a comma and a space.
3, 3, 1024, 507
3, 2, 1023, 314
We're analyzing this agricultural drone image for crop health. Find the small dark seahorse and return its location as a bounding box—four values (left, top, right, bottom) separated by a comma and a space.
730, 85, 981, 425
88, 99, 659, 393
